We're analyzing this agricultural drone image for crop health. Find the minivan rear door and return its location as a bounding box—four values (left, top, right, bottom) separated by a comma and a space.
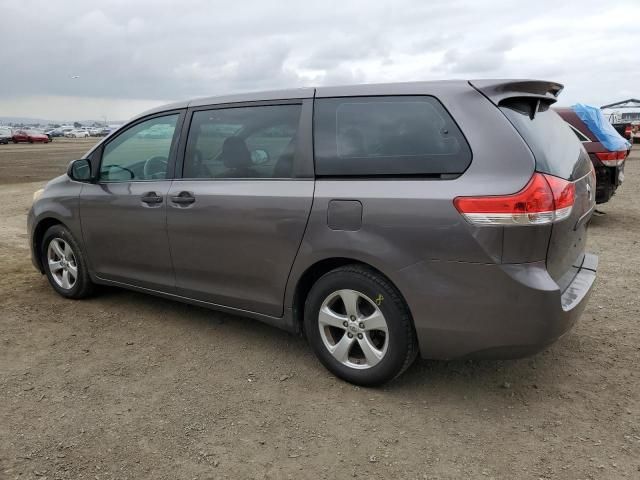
499, 101, 595, 291
166, 99, 315, 317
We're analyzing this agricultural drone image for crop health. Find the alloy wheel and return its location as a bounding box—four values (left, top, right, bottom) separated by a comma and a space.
47, 238, 78, 290
318, 289, 389, 369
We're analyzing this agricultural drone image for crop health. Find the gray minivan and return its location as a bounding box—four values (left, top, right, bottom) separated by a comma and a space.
28, 80, 598, 385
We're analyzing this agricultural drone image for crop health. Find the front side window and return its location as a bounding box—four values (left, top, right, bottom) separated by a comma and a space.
313, 96, 471, 176
99, 114, 179, 182
183, 104, 302, 179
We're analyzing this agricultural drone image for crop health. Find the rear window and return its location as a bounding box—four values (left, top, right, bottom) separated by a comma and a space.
313, 96, 471, 176
500, 103, 584, 180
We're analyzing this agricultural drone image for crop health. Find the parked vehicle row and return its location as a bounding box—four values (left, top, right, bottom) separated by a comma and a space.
29, 79, 598, 385
0, 125, 115, 145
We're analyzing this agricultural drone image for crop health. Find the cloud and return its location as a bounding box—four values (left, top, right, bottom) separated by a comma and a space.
0, 0, 637, 119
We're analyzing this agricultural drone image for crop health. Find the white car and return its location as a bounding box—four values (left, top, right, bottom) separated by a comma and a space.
0, 126, 12, 144
65, 129, 90, 138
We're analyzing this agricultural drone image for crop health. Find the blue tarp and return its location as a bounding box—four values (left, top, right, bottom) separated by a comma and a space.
571, 103, 631, 152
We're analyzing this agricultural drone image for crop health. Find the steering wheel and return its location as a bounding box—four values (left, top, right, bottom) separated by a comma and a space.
143, 156, 168, 179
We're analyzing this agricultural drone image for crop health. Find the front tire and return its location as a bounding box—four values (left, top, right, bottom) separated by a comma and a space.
304, 265, 418, 386
42, 225, 94, 299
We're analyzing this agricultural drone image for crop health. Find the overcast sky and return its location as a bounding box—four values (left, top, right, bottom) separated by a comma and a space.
1, 0, 637, 121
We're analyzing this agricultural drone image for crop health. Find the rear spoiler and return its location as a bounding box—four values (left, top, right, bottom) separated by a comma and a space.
469, 79, 564, 106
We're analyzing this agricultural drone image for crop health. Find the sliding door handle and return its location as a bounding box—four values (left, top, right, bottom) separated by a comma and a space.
141, 192, 163, 204
171, 191, 195, 205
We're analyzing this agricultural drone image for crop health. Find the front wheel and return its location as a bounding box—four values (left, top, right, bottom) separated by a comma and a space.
42, 225, 94, 299
304, 265, 418, 386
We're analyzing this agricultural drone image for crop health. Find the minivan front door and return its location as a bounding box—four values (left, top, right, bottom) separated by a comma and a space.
166, 102, 314, 317
80, 112, 183, 290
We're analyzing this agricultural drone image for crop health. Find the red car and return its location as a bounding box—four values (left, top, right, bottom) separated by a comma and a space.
12, 130, 50, 144
555, 108, 629, 204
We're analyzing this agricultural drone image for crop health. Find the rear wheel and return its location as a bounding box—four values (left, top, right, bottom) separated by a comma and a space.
304, 265, 418, 386
42, 225, 94, 299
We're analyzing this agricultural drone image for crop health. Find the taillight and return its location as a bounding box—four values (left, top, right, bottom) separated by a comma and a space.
454, 173, 575, 226
595, 151, 626, 167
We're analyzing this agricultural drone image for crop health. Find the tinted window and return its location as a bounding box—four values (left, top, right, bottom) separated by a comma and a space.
313, 96, 471, 176
500, 105, 586, 180
183, 104, 302, 179
100, 114, 179, 182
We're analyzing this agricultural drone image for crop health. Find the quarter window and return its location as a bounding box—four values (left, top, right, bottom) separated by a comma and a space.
313, 96, 471, 176
183, 104, 302, 179
99, 114, 179, 182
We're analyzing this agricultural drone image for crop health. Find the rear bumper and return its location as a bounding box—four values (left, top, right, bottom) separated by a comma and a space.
593, 161, 624, 204
397, 253, 598, 360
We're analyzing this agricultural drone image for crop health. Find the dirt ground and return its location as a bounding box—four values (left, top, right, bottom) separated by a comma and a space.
1, 140, 638, 480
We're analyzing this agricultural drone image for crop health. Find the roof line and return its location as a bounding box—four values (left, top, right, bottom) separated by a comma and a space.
600, 98, 640, 109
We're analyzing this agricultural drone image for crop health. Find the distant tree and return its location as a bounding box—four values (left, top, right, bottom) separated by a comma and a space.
73, 121, 82, 128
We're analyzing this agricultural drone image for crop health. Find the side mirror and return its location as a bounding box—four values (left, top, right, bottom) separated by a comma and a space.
67, 158, 93, 182
251, 149, 270, 165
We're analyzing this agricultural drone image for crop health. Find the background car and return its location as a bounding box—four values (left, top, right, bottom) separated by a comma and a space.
45, 129, 65, 138
0, 126, 11, 144
556, 105, 631, 204
12, 129, 50, 143
65, 129, 90, 138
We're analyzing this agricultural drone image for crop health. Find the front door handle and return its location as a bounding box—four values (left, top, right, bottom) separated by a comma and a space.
171, 191, 195, 205
141, 192, 163, 204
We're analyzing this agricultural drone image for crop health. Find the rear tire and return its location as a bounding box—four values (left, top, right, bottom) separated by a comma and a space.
41, 225, 94, 299
304, 265, 418, 386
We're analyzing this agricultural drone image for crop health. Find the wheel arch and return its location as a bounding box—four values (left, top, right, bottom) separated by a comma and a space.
32, 217, 65, 272
291, 257, 414, 334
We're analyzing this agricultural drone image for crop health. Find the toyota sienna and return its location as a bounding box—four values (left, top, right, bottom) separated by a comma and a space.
28, 80, 598, 385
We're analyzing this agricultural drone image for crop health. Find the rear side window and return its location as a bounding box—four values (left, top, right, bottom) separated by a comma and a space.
313, 96, 471, 176
500, 104, 584, 180
183, 104, 302, 179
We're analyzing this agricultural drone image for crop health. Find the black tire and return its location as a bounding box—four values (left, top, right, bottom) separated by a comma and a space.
304, 264, 418, 386
41, 225, 94, 299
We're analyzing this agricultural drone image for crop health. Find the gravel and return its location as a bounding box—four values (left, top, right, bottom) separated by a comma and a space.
0, 142, 638, 479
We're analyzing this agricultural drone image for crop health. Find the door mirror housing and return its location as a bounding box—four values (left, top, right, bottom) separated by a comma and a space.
67, 158, 94, 182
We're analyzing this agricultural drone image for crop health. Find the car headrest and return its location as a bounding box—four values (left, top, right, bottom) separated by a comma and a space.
220, 137, 251, 169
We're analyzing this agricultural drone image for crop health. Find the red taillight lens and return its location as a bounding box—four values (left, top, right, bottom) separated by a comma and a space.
596, 151, 626, 166
454, 173, 575, 226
